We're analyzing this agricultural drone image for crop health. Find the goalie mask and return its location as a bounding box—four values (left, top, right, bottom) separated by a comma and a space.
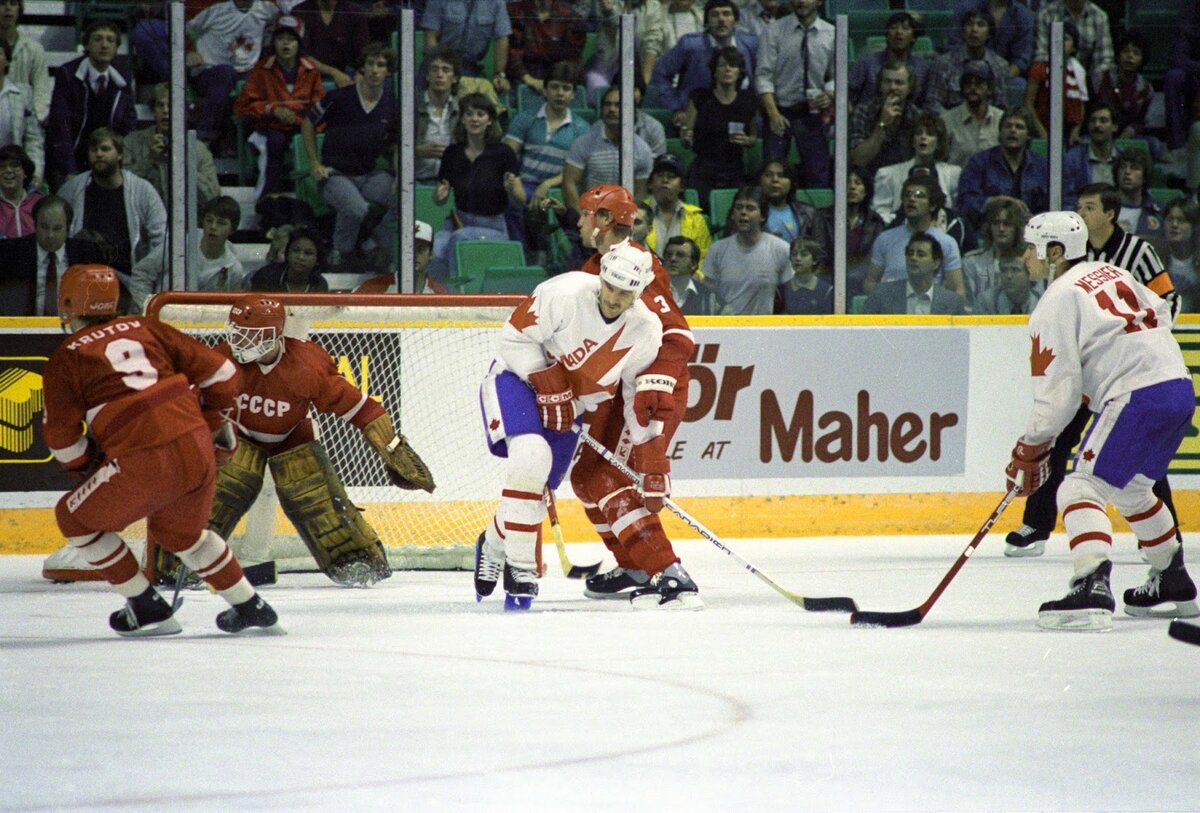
228, 296, 286, 364
58, 264, 119, 327
599, 241, 655, 295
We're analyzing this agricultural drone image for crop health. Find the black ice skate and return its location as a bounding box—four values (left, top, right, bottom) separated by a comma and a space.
1004, 525, 1049, 558
503, 562, 539, 611
216, 594, 283, 634
109, 586, 182, 637
583, 566, 648, 599
1037, 560, 1115, 631
474, 531, 504, 601
629, 564, 703, 610
1123, 547, 1200, 618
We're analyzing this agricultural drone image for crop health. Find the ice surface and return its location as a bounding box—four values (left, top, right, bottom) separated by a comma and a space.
2, 534, 1198, 812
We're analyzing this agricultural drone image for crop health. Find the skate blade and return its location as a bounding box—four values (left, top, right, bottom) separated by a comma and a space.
1037, 608, 1112, 631
1124, 600, 1200, 619
1004, 540, 1046, 558
223, 623, 287, 636
115, 616, 183, 638
504, 594, 534, 611
630, 592, 705, 611
583, 589, 638, 600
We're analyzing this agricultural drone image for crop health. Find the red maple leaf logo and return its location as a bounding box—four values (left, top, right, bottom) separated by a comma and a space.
489, 418, 500, 431
1030, 334, 1056, 377
1082, 449, 1095, 461
569, 327, 632, 397
507, 297, 538, 332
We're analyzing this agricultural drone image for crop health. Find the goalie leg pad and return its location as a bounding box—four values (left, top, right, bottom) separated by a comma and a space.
208, 439, 268, 540
269, 441, 391, 585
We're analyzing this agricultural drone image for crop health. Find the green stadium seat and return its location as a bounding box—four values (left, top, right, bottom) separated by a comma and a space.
479, 265, 546, 294
708, 187, 738, 234
290, 132, 331, 216
798, 188, 835, 208
452, 240, 527, 293
415, 184, 455, 235
1149, 187, 1186, 206
666, 138, 695, 168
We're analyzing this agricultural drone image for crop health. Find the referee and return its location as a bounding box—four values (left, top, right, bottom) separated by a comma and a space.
1005, 184, 1183, 556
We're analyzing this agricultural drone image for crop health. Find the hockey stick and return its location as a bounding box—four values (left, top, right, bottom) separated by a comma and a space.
544, 488, 602, 579
578, 432, 857, 612
1168, 619, 1200, 646
171, 561, 278, 609
850, 487, 1019, 628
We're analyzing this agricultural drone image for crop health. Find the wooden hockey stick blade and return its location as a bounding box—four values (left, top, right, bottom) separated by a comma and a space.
244, 560, 278, 586
544, 490, 601, 579
1168, 619, 1200, 646
576, 431, 856, 611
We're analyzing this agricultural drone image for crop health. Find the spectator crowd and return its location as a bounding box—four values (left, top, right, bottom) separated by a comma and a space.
2, 0, 1200, 318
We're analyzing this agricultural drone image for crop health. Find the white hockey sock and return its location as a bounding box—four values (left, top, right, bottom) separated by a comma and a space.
67, 532, 149, 597
498, 435, 551, 571
1123, 498, 1180, 571
1062, 500, 1112, 582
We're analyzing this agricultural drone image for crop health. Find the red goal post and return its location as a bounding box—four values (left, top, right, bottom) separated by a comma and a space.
147, 291, 525, 571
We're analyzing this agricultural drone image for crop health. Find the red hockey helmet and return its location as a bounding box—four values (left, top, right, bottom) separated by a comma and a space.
227, 295, 286, 363
58, 264, 119, 326
578, 184, 637, 227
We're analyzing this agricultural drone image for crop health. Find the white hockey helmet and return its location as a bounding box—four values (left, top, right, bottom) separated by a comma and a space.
1024, 211, 1088, 261
598, 241, 655, 294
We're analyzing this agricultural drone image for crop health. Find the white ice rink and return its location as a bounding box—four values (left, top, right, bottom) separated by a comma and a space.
2, 533, 1198, 812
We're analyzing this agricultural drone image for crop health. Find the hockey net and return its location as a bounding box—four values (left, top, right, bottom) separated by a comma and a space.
146, 292, 523, 571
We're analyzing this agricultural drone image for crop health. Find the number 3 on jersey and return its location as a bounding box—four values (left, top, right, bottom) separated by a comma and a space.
1095, 281, 1158, 334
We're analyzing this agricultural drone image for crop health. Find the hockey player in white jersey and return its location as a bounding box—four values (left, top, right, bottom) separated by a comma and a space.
477, 243, 666, 610
1006, 211, 1200, 631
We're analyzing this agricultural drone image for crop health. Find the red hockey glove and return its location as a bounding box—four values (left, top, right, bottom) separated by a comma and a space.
634, 373, 676, 428
528, 363, 576, 432
213, 420, 238, 469
1005, 438, 1052, 497
632, 435, 671, 513
63, 437, 104, 480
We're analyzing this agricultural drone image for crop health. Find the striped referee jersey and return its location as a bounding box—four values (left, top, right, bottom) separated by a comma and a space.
1085, 224, 1178, 315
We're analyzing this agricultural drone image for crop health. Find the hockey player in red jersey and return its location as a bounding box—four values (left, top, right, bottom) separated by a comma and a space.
1008, 212, 1199, 631
569, 183, 701, 607
156, 295, 436, 588
42, 265, 280, 636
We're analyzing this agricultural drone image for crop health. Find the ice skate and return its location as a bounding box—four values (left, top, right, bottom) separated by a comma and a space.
328, 549, 392, 588
583, 566, 649, 599
630, 564, 703, 610
1123, 547, 1200, 618
1004, 525, 1049, 558
109, 587, 182, 637
474, 531, 504, 600
502, 562, 539, 611
216, 594, 283, 634
1037, 560, 1115, 631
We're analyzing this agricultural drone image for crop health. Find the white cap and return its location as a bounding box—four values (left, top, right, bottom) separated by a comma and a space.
1024, 211, 1088, 261
599, 241, 654, 294
415, 221, 433, 244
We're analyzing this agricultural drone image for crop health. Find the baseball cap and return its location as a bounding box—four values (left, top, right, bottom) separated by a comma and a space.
274, 15, 304, 38
960, 60, 993, 84
650, 154, 685, 178
415, 221, 433, 244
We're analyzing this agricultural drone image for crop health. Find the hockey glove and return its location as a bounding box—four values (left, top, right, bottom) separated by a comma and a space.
527, 362, 576, 432
62, 437, 105, 480
213, 420, 239, 469
1005, 438, 1052, 497
633, 372, 676, 428
632, 435, 671, 513
363, 414, 436, 492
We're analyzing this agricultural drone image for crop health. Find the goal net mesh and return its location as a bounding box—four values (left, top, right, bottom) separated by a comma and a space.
149, 293, 522, 571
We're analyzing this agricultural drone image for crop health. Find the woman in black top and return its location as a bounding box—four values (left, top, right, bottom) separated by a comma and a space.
681, 46, 758, 214
434, 93, 525, 236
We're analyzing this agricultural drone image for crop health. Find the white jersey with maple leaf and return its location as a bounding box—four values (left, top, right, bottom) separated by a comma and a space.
496, 271, 664, 443
1024, 260, 1188, 444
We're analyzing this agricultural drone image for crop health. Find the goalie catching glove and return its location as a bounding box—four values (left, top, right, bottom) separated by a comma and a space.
634, 371, 676, 428
528, 362, 576, 432
1005, 438, 1052, 496
363, 414, 436, 492
632, 435, 671, 513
